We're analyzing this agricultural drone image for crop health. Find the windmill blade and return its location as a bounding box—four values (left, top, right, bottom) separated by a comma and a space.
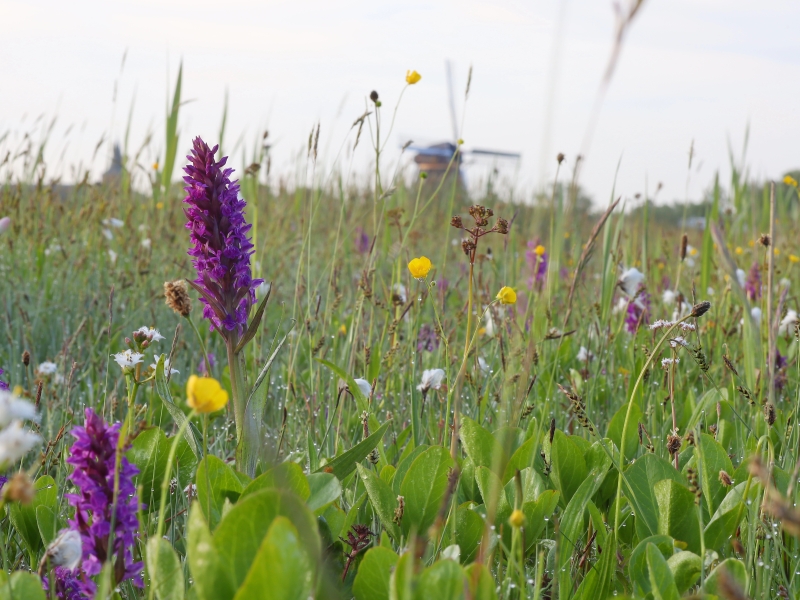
467, 148, 521, 159
445, 60, 459, 143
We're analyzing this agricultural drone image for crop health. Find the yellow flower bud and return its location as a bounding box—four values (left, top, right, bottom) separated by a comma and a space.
186, 375, 229, 414
509, 509, 526, 529
408, 256, 433, 280
534, 244, 546, 257
496, 286, 516, 305
405, 70, 422, 85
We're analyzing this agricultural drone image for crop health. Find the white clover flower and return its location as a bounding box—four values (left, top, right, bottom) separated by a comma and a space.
108, 250, 117, 264
102, 218, 124, 228
662, 290, 678, 305
135, 326, 165, 343
0, 421, 41, 466
779, 309, 798, 335
661, 358, 679, 368
36, 361, 58, 376
0, 391, 38, 428
141, 238, 152, 249
45, 529, 82, 570
113, 350, 144, 373
619, 267, 645, 297
577, 346, 593, 363
417, 369, 445, 393
392, 283, 407, 304
150, 355, 179, 375
352, 378, 372, 399
736, 268, 746, 289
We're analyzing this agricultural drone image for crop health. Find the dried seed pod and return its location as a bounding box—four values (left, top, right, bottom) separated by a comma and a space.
690, 301, 711, 318
719, 470, 733, 487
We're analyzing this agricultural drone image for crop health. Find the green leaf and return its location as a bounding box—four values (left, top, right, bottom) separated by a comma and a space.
460, 415, 507, 475
232, 516, 312, 600
8, 475, 57, 554
196, 455, 245, 530
414, 559, 464, 600
240, 462, 310, 501
307, 473, 342, 514
654, 479, 701, 554
392, 445, 429, 496
357, 464, 401, 539
606, 402, 643, 463
474, 466, 511, 527
550, 430, 587, 506
35, 505, 58, 546
390, 551, 414, 600
315, 421, 391, 480
463, 563, 498, 600
522, 490, 559, 554
666, 551, 701, 594
502, 437, 537, 484
353, 547, 398, 600
622, 453, 686, 539
399, 446, 455, 535
628, 535, 674, 597
646, 543, 680, 600
696, 433, 734, 516
128, 427, 197, 507
315, 358, 369, 413
0, 571, 45, 600
443, 505, 487, 563
573, 533, 616, 600
704, 558, 748, 596
147, 537, 185, 600
187, 502, 237, 600
155, 357, 202, 458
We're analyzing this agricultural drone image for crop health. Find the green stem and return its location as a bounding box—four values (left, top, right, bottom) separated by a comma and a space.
227, 339, 257, 475
186, 315, 213, 376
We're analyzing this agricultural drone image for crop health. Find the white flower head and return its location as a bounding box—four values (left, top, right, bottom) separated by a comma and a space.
669, 336, 688, 348
706, 286, 715, 296
478, 357, 490, 374
736, 268, 746, 289
102, 228, 114, 241
46, 529, 83, 570
352, 378, 372, 399
150, 355, 179, 375
108, 249, 117, 264
0, 421, 41, 466
141, 238, 152, 249
36, 361, 58, 377
662, 290, 678, 305
780, 277, 791, 289
649, 319, 675, 331
750, 307, 762, 324
661, 358, 680, 368
392, 283, 407, 304
417, 369, 445, 394
779, 309, 798, 335
102, 218, 124, 228
0, 391, 38, 429
678, 322, 696, 332
576, 346, 593, 363
135, 326, 165, 343
484, 311, 495, 337
619, 267, 645, 297
113, 350, 144, 373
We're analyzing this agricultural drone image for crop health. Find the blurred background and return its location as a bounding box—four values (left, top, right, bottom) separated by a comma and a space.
2, 0, 798, 204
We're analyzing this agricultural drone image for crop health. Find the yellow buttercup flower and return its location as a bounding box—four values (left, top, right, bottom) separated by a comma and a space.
534, 244, 546, 257
408, 256, 432, 279
186, 375, 229, 413
496, 286, 516, 305
406, 70, 422, 85
509, 509, 526, 529
156, 202, 164, 210
735, 246, 743, 255
790, 254, 800, 263
338, 324, 347, 335
784, 175, 798, 188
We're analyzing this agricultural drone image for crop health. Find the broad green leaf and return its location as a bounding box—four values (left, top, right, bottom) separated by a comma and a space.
666, 551, 701, 594
414, 559, 464, 600
128, 427, 196, 507
400, 446, 455, 535
606, 402, 642, 463
622, 453, 686, 539
307, 473, 342, 514
187, 503, 237, 600
573, 533, 616, 600
240, 461, 310, 501
233, 517, 312, 600
463, 563, 498, 600
704, 558, 748, 596
654, 479, 701, 554
696, 433, 734, 516
8, 475, 57, 554
315, 421, 391, 480
502, 437, 537, 484
460, 416, 507, 475
646, 543, 680, 600
35, 505, 58, 546
357, 464, 401, 539
393, 445, 429, 496
0, 571, 45, 600
522, 490, 559, 554
628, 535, 674, 597
353, 547, 398, 600
196, 455, 245, 529
147, 537, 185, 600
703, 506, 742, 551
550, 430, 587, 506
390, 551, 414, 600
474, 466, 511, 527
442, 505, 487, 563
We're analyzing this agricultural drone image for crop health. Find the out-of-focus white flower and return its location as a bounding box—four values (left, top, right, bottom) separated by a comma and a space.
45, 529, 83, 570
779, 309, 798, 335
44, 243, 62, 256
662, 290, 678, 305
661, 358, 679, 367
37, 362, 58, 376
102, 229, 114, 241
478, 357, 489, 374
672, 303, 691, 321
750, 307, 762, 323
256, 281, 272, 300
392, 283, 407, 304
707, 286, 715, 296
138, 224, 148, 233
102, 218, 124, 228
0, 391, 38, 428
417, 369, 445, 393
0, 422, 41, 465
113, 350, 144, 373
669, 336, 688, 348
135, 326, 165, 343
141, 238, 152, 249
352, 378, 372, 399
679, 322, 696, 331
150, 355, 179, 375
650, 319, 674, 330
619, 267, 645, 297
577, 346, 593, 363
108, 250, 117, 264
484, 311, 495, 337
613, 297, 629, 315
736, 268, 746, 289
0, 217, 10, 234
780, 277, 791, 289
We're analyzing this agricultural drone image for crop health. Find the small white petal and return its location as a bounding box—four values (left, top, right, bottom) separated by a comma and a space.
0, 422, 41, 465
352, 378, 372, 399
47, 529, 83, 570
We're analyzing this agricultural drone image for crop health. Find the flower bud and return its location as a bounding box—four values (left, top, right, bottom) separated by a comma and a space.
21, 351, 30, 367
450, 216, 463, 229
369, 90, 379, 103
509, 509, 526, 529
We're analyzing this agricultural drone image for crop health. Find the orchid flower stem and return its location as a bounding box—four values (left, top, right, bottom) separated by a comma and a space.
227, 340, 256, 475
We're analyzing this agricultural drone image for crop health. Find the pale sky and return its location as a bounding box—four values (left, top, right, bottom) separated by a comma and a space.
2, 0, 799, 205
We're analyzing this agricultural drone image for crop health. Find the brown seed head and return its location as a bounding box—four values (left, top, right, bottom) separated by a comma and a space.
21, 350, 30, 367
450, 215, 463, 229
495, 217, 509, 234
164, 280, 192, 317
461, 239, 476, 257
719, 470, 733, 487
667, 434, 682, 456
764, 402, 776, 426
680, 234, 688, 261
690, 301, 711, 318
369, 90, 379, 103
556, 153, 565, 164
759, 234, 771, 247
4, 472, 34, 504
